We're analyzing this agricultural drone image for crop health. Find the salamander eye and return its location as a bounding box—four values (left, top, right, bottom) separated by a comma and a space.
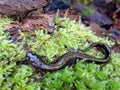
27, 51, 35, 55
31, 52, 36, 56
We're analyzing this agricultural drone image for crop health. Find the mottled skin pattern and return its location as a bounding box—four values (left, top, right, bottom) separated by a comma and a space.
26, 42, 111, 71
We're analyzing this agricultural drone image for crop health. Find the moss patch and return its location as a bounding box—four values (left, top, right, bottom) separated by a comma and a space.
0, 18, 120, 90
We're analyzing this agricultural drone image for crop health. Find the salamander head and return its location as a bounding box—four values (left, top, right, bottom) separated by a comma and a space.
26, 51, 44, 68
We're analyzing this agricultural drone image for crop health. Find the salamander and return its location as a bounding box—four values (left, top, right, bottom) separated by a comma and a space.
26, 42, 111, 71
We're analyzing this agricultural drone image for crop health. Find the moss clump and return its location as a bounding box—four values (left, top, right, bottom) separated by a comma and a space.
0, 17, 120, 90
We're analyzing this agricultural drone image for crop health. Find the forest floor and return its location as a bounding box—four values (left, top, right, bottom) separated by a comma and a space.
0, 1, 120, 89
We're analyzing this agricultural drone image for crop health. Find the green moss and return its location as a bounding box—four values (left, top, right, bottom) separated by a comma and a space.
0, 17, 120, 90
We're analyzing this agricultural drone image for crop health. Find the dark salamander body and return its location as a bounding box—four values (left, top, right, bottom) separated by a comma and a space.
26, 42, 111, 71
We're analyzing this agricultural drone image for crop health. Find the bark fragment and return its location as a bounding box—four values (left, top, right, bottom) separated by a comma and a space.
0, 0, 47, 16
